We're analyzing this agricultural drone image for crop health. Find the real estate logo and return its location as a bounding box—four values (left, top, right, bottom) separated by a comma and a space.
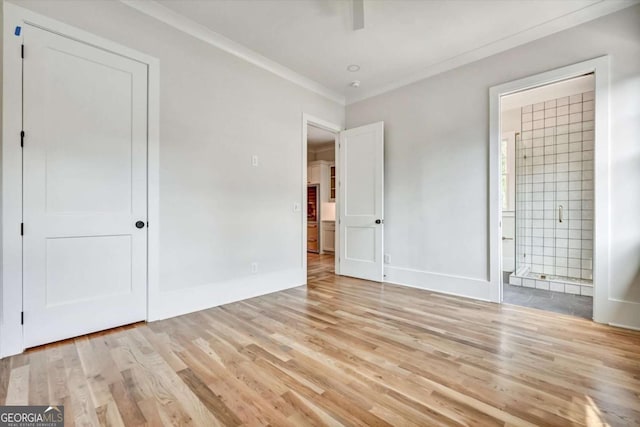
0, 406, 63, 427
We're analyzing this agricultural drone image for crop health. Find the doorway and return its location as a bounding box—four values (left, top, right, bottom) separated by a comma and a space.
301, 115, 385, 284
306, 124, 338, 281
499, 74, 595, 319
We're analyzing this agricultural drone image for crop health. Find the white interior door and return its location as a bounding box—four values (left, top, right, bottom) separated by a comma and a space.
22, 26, 148, 348
339, 122, 384, 282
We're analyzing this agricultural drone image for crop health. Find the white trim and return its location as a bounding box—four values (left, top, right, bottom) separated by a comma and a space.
120, 0, 636, 107
490, 56, 610, 324
1, 2, 25, 358
1, 3, 160, 357
119, 0, 345, 106
608, 322, 640, 332
301, 114, 342, 280
384, 266, 492, 303
348, 1, 637, 104
146, 54, 161, 328
149, 269, 304, 321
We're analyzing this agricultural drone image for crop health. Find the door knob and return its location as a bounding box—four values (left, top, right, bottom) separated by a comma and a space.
135, 221, 145, 229
375, 219, 382, 224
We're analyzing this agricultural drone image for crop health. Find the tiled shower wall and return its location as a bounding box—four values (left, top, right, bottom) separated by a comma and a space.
516, 91, 594, 282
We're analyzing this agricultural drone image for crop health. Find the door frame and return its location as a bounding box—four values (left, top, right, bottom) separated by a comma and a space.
490, 56, 610, 324
301, 114, 342, 282
1, 3, 160, 357
501, 131, 517, 273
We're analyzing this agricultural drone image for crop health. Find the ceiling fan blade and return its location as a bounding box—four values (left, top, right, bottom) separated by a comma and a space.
353, 0, 365, 30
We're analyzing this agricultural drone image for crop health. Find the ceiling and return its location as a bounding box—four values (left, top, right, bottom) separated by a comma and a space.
149, 0, 637, 104
307, 125, 336, 147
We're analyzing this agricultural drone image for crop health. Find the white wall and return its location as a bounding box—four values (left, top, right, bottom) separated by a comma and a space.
5, 0, 343, 326
347, 5, 640, 325
502, 108, 520, 134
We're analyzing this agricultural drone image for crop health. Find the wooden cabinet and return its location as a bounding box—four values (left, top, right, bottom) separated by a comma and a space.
307, 222, 319, 253
322, 221, 335, 252
307, 161, 333, 202
308, 164, 321, 184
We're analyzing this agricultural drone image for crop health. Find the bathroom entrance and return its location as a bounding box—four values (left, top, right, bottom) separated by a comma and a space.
500, 74, 594, 319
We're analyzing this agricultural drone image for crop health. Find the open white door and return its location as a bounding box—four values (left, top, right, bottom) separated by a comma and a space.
339, 122, 384, 282
22, 26, 148, 347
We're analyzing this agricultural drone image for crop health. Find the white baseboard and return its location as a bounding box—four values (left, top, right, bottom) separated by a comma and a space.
148, 268, 304, 321
384, 265, 495, 302
609, 322, 640, 332
606, 299, 640, 330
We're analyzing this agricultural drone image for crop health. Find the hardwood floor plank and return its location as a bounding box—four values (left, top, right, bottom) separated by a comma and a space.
95, 400, 126, 427
61, 342, 101, 426
1, 252, 639, 426
27, 350, 49, 404
5, 364, 30, 405
177, 368, 242, 427
109, 379, 147, 426
0, 357, 11, 405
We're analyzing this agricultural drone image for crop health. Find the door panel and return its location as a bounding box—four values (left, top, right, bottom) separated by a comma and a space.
44, 49, 134, 214
23, 26, 148, 347
339, 122, 384, 282
45, 236, 132, 307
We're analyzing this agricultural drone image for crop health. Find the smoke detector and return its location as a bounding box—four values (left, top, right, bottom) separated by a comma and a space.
350, 80, 361, 88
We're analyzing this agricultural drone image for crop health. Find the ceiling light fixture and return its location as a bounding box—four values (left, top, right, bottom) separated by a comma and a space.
347, 64, 360, 72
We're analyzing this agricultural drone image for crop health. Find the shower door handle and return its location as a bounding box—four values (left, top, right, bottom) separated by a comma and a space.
558, 205, 563, 223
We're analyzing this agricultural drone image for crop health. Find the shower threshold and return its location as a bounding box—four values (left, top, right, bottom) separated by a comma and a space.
509, 271, 592, 297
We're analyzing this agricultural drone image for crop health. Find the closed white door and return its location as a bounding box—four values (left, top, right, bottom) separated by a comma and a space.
339, 122, 384, 282
22, 26, 148, 348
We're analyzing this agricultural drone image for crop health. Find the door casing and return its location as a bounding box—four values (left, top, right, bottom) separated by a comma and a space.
490, 56, 610, 324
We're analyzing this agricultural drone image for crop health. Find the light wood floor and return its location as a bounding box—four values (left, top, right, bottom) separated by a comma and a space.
2, 254, 640, 426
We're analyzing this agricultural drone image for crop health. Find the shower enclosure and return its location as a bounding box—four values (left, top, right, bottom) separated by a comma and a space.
509, 90, 594, 297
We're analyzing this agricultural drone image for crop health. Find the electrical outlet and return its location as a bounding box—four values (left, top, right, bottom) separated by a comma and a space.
384, 254, 390, 264
251, 155, 259, 167
251, 262, 258, 273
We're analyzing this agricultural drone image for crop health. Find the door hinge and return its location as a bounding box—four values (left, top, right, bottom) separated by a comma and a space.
20, 130, 25, 147
20, 223, 23, 236
21, 44, 24, 59
21, 311, 24, 325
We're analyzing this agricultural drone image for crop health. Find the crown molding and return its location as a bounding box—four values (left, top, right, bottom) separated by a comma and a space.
120, 0, 637, 107
346, 0, 639, 104
119, 0, 345, 105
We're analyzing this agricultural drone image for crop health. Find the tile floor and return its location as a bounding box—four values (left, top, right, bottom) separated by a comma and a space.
503, 272, 592, 319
